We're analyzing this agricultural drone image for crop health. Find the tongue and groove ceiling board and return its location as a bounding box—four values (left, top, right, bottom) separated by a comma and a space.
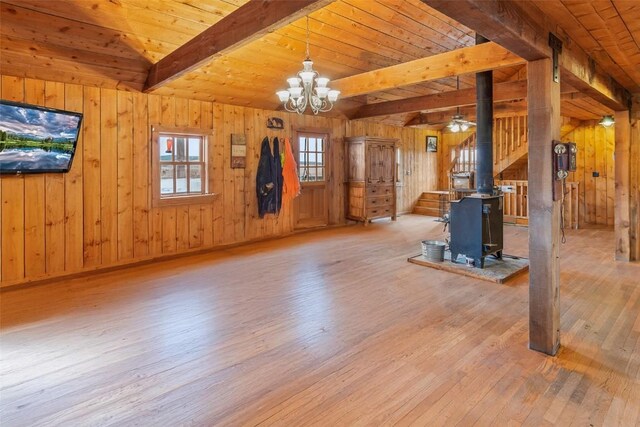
0, 0, 636, 124
532, 0, 640, 93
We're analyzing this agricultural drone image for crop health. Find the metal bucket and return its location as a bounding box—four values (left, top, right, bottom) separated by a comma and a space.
421, 240, 446, 262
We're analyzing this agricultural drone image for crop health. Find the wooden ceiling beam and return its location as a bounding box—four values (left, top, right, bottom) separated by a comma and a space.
331, 42, 525, 99
404, 100, 528, 127
421, 0, 631, 111
143, 0, 333, 92
351, 79, 527, 120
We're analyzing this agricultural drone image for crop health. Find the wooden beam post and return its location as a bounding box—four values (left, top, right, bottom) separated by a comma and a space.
615, 110, 631, 261
350, 80, 527, 120
631, 96, 640, 261
528, 58, 561, 355
331, 42, 524, 99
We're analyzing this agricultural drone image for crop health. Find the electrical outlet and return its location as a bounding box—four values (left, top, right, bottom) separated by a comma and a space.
592, 171, 599, 178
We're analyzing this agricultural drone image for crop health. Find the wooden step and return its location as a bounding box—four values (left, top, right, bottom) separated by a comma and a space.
419, 191, 450, 201
415, 199, 444, 208
412, 206, 442, 217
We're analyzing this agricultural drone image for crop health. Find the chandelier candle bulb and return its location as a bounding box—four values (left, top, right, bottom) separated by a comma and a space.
316, 87, 330, 98
287, 77, 301, 88
276, 90, 290, 102
316, 77, 330, 87
288, 87, 303, 99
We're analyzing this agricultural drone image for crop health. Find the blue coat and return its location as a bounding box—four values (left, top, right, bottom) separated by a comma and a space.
256, 136, 283, 218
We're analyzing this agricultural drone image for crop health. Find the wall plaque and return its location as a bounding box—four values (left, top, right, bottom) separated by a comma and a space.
231, 134, 246, 168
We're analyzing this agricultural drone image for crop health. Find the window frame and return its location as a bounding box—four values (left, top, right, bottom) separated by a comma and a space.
151, 125, 216, 208
296, 130, 328, 184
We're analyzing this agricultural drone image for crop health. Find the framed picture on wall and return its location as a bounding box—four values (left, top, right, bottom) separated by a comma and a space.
426, 135, 438, 152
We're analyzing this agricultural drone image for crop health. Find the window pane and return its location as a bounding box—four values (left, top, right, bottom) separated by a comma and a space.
299, 152, 305, 164
175, 137, 187, 162
309, 138, 316, 152
176, 165, 187, 193
188, 138, 201, 161
299, 166, 308, 182
189, 165, 202, 193
161, 165, 174, 194
317, 138, 323, 152
317, 167, 324, 181
308, 152, 316, 166
316, 152, 323, 166
160, 136, 174, 162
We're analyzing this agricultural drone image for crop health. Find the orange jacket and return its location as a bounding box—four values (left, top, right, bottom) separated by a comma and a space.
282, 137, 300, 202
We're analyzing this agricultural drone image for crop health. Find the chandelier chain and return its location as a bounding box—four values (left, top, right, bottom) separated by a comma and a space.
306, 16, 310, 59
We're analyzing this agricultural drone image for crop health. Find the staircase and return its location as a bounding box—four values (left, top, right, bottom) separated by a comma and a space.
446, 115, 529, 185
413, 115, 530, 217
413, 191, 450, 217
493, 116, 528, 177
450, 132, 477, 176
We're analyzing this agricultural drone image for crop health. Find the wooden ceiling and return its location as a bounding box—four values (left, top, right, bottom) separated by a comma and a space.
1, 0, 638, 126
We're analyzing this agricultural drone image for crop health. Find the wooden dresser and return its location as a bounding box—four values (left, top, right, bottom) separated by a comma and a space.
345, 136, 398, 224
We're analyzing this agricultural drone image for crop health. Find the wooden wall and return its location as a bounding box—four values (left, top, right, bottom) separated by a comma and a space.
348, 120, 439, 214
0, 75, 439, 287
563, 121, 615, 227
439, 119, 617, 228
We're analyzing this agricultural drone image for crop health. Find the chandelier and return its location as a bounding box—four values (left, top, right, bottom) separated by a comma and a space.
276, 17, 340, 115
447, 76, 475, 133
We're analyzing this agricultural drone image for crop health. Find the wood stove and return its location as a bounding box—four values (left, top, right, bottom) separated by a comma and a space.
449, 194, 503, 268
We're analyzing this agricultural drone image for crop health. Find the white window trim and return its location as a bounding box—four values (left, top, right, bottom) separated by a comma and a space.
150, 125, 216, 208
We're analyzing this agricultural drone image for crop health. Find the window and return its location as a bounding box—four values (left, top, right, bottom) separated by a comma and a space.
298, 133, 326, 182
151, 126, 215, 207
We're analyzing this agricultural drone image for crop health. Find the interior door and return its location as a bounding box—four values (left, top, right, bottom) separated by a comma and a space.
379, 144, 396, 184
367, 143, 381, 183
294, 130, 329, 229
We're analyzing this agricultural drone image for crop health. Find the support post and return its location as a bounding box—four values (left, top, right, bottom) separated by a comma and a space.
528, 58, 561, 355
631, 96, 640, 261
615, 110, 631, 261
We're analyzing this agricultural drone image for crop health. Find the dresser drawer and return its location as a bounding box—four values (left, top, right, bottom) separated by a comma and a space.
367, 185, 394, 197
366, 206, 393, 218
366, 195, 393, 208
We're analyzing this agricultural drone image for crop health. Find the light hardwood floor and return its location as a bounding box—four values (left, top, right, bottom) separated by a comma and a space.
1, 215, 638, 426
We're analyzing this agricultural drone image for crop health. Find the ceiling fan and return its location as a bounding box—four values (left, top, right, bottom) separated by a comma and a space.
447, 113, 476, 133
447, 76, 476, 133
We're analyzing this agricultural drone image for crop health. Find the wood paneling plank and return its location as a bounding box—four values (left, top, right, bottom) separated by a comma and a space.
1, 75, 25, 281
132, 92, 150, 258
83, 86, 102, 267
117, 91, 134, 260
100, 89, 118, 264
64, 83, 85, 273
44, 81, 66, 274
23, 78, 46, 277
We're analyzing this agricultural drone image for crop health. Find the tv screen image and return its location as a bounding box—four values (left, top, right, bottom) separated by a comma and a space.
0, 100, 83, 174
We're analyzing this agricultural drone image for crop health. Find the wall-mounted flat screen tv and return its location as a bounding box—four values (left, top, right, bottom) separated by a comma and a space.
0, 100, 83, 174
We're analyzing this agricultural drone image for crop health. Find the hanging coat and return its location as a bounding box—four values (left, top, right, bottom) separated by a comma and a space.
282, 137, 301, 203
256, 136, 283, 218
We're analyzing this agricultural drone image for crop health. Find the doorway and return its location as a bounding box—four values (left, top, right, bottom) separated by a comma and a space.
294, 129, 329, 229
